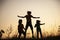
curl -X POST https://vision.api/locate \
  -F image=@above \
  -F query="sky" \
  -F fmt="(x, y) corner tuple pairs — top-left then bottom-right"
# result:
(0, 0), (60, 38)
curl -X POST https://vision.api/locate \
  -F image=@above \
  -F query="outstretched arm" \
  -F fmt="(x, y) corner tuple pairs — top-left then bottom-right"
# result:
(17, 15), (25, 18)
(32, 16), (40, 18)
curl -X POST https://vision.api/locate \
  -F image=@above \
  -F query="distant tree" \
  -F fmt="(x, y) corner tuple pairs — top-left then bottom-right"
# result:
(58, 25), (60, 33)
(57, 25), (60, 36)
(6, 24), (12, 38)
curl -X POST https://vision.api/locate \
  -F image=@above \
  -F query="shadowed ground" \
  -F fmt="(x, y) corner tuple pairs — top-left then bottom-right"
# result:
(1, 35), (60, 40)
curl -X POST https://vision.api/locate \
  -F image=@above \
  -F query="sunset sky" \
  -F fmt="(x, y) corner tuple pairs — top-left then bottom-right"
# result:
(0, 0), (60, 38)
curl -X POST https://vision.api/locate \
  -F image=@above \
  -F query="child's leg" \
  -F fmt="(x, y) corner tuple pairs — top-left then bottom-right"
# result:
(18, 33), (21, 38)
(40, 29), (42, 38)
(37, 31), (39, 39)
(22, 30), (25, 38)
(30, 25), (34, 37)
(25, 24), (28, 38)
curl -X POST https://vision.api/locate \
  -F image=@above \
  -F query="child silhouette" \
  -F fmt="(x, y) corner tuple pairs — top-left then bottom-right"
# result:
(18, 19), (25, 38)
(35, 20), (45, 39)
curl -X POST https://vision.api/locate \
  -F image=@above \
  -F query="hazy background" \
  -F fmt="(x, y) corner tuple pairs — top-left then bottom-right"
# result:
(0, 0), (60, 38)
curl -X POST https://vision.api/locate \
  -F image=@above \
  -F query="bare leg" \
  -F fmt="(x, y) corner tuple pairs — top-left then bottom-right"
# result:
(18, 33), (21, 39)
(37, 31), (39, 39)
(30, 25), (34, 37)
(22, 30), (25, 38)
(25, 24), (28, 38)
(40, 29), (43, 39)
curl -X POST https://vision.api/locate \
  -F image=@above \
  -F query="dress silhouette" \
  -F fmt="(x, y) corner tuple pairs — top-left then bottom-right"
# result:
(18, 19), (25, 38)
(18, 11), (40, 37)
(35, 20), (45, 39)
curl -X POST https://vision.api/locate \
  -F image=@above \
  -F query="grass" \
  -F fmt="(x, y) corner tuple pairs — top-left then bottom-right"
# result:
(0, 35), (60, 40)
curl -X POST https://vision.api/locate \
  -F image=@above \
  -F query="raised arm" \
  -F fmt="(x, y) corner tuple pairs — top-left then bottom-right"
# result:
(17, 15), (25, 18)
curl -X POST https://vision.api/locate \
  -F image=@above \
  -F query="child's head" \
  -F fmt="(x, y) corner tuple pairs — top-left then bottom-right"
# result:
(36, 20), (41, 24)
(27, 11), (31, 15)
(18, 19), (22, 24)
